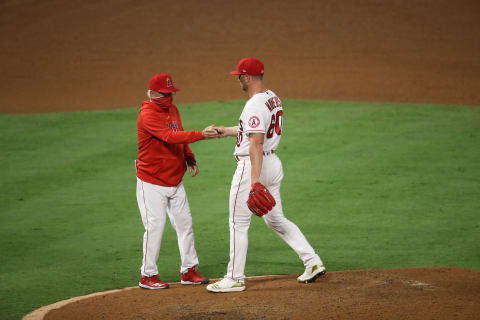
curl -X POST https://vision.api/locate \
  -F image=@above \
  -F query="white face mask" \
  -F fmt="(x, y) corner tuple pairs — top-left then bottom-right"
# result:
(146, 89), (174, 107)
(147, 89), (160, 101)
(147, 90), (174, 101)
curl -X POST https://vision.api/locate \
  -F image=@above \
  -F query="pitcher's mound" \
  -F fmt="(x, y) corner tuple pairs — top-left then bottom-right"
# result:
(37, 268), (479, 319)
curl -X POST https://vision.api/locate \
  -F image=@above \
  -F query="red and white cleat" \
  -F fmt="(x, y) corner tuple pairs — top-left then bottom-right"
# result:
(139, 275), (169, 289)
(181, 266), (209, 285)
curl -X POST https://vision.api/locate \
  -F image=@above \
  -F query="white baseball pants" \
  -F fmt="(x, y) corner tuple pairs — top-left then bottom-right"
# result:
(226, 154), (323, 281)
(136, 177), (199, 276)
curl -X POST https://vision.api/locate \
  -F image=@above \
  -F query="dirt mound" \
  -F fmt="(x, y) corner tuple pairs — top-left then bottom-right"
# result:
(25, 268), (478, 320)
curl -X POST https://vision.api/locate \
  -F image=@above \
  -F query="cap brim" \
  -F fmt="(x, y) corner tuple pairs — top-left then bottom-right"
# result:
(229, 70), (242, 75)
(158, 87), (180, 93)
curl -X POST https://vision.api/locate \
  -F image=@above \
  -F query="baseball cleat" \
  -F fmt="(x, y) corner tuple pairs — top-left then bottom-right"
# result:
(139, 275), (169, 289)
(181, 266), (209, 285)
(297, 264), (326, 283)
(206, 277), (246, 293)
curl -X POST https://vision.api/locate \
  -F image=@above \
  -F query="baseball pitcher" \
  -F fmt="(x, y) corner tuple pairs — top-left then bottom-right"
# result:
(206, 58), (326, 293)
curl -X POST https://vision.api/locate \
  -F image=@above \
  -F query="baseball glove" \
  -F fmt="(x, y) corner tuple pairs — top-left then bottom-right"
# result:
(247, 182), (276, 217)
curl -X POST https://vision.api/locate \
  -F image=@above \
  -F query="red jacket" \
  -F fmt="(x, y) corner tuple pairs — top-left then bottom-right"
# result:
(136, 100), (204, 186)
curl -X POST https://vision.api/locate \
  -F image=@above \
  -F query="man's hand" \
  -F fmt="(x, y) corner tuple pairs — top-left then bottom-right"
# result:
(202, 125), (219, 139)
(186, 158), (199, 177)
(213, 126), (229, 138)
(213, 126), (238, 138)
(188, 163), (199, 177)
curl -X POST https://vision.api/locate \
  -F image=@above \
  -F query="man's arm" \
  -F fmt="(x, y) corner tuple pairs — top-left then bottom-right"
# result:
(215, 126), (238, 138)
(184, 144), (195, 160)
(249, 132), (264, 184)
(246, 132), (276, 217)
(143, 112), (218, 143)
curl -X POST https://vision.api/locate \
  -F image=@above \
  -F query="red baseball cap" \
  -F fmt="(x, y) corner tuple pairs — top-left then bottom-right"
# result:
(230, 57), (264, 75)
(149, 73), (180, 93)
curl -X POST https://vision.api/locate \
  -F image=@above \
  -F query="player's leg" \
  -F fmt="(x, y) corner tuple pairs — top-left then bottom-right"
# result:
(225, 160), (252, 282)
(207, 160), (250, 292)
(263, 192), (323, 267)
(167, 183), (208, 284)
(166, 182), (199, 272)
(261, 156), (324, 270)
(264, 189), (326, 282)
(136, 178), (170, 289)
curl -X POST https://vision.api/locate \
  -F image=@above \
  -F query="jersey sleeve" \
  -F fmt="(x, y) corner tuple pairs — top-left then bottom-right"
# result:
(184, 144), (196, 161)
(141, 109), (204, 144)
(242, 99), (270, 135)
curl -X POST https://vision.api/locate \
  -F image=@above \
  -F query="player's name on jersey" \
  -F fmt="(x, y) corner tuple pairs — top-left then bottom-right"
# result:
(265, 96), (282, 111)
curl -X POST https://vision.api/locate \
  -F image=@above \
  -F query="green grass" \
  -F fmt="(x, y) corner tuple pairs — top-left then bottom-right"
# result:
(1, 100), (479, 319)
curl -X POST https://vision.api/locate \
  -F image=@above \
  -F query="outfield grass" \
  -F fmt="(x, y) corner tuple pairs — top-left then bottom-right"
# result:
(1, 100), (479, 319)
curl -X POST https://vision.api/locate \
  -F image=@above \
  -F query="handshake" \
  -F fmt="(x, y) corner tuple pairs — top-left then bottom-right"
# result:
(201, 125), (230, 139)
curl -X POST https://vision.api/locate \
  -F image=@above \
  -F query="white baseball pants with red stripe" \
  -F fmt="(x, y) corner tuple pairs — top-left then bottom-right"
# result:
(225, 154), (323, 282)
(136, 178), (199, 277)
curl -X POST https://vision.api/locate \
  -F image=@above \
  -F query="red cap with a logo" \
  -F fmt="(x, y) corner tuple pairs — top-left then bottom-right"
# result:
(230, 57), (264, 75)
(149, 73), (180, 93)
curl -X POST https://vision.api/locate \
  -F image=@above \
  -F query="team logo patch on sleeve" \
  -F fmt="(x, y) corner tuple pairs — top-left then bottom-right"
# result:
(248, 116), (260, 128)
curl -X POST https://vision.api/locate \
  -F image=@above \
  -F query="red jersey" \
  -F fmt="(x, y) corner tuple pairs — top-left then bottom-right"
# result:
(136, 100), (204, 186)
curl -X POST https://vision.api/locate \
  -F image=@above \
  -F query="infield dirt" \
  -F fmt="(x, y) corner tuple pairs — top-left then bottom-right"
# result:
(3, 0), (480, 319)
(37, 268), (480, 320)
